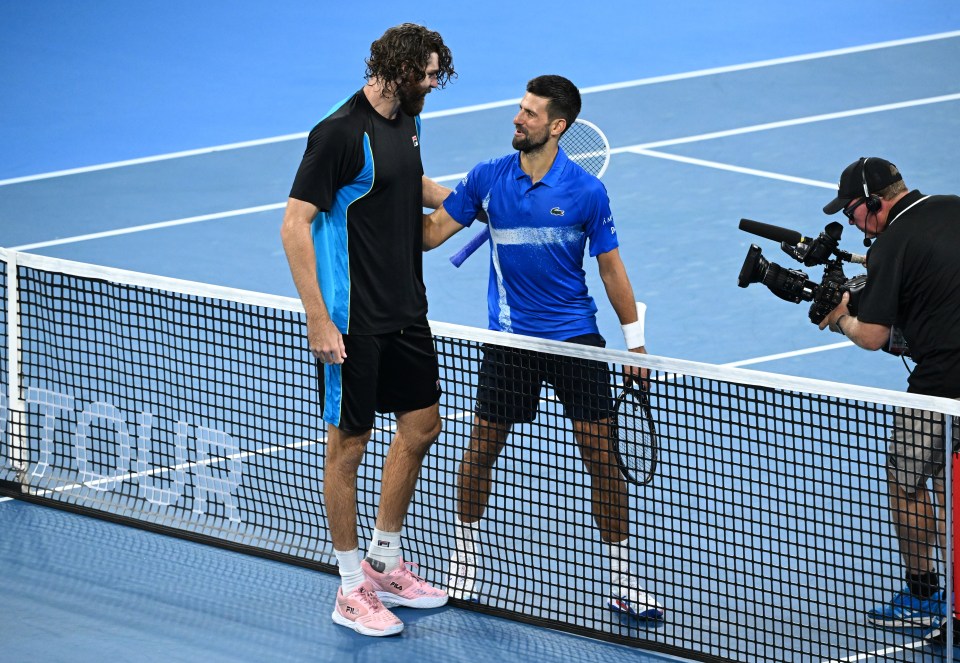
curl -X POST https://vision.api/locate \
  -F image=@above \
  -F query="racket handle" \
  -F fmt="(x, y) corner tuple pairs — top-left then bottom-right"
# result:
(449, 227), (491, 268)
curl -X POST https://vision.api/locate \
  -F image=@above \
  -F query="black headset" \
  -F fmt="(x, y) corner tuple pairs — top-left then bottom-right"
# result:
(859, 157), (882, 213)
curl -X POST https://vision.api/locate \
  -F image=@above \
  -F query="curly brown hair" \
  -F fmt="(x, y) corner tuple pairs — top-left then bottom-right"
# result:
(365, 23), (456, 94)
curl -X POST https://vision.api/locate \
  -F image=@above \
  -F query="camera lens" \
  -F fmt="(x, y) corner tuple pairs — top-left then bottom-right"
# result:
(738, 245), (767, 288)
(738, 245), (816, 303)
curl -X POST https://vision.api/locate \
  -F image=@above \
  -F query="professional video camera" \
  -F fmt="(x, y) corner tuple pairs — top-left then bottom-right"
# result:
(737, 219), (911, 357)
(736, 219), (867, 325)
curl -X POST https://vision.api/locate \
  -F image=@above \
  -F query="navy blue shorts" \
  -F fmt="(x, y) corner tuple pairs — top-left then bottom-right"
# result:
(318, 319), (441, 432)
(475, 333), (614, 424)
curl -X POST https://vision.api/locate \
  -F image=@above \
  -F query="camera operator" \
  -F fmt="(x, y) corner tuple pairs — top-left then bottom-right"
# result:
(818, 157), (960, 630)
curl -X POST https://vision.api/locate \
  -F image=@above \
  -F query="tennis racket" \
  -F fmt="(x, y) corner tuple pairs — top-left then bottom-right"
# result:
(612, 384), (658, 485)
(449, 118), (611, 268)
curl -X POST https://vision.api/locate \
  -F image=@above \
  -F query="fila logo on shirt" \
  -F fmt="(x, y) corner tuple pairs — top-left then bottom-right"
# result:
(411, 135), (419, 147)
(550, 207), (565, 216)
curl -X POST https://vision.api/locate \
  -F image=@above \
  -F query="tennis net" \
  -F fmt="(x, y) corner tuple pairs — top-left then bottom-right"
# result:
(2, 248), (959, 662)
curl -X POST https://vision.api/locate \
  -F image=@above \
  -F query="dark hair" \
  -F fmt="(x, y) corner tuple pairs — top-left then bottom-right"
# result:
(526, 75), (581, 132)
(365, 23), (456, 94)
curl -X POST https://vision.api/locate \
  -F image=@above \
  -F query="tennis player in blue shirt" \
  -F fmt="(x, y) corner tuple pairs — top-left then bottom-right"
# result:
(423, 75), (664, 620)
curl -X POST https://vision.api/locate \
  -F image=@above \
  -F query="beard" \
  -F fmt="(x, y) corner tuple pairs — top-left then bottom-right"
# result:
(512, 127), (550, 154)
(397, 81), (428, 116)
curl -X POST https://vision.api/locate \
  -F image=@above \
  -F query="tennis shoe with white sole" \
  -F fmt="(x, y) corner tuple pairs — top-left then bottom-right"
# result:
(866, 586), (945, 629)
(446, 550), (479, 602)
(361, 557), (449, 609)
(331, 582), (404, 637)
(608, 581), (665, 621)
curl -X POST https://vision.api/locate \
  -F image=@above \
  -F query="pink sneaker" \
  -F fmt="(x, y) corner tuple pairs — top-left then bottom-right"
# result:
(361, 557), (449, 609)
(331, 582), (404, 636)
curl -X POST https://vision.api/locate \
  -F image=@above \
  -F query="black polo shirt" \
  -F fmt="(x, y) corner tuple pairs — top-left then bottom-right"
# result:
(290, 89), (427, 335)
(858, 190), (960, 396)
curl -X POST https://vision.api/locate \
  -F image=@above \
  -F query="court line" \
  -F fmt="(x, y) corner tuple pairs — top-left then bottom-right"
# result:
(9, 203), (286, 251)
(2, 30), (957, 188)
(624, 149), (836, 189)
(626, 92), (960, 150)
(821, 636), (931, 662)
(0, 135), (308, 187)
(722, 341), (854, 367)
(428, 30), (960, 118)
(12, 88), (956, 253)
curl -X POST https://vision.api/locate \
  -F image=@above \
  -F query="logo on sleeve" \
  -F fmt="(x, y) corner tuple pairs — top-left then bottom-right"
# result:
(411, 135), (419, 147)
(550, 207), (565, 216)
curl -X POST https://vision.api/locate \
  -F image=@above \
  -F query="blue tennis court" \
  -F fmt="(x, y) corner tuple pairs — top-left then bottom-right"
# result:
(3, 1), (960, 660)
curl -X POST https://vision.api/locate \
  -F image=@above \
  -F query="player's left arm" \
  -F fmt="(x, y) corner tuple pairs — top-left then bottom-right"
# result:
(596, 249), (643, 348)
(597, 248), (649, 386)
(583, 181), (646, 352)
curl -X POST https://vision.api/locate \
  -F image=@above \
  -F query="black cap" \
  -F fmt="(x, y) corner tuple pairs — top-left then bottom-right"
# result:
(823, 157), (903, 215)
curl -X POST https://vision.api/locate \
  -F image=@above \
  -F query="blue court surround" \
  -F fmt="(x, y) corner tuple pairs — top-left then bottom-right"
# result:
(2, 2), (960, 661)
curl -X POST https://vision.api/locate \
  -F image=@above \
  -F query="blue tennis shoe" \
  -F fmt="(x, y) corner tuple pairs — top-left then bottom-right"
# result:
(866, 586), (945, 629)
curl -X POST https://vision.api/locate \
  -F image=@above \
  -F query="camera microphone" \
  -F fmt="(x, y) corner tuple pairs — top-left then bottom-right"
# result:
(738, 219), (803, 245)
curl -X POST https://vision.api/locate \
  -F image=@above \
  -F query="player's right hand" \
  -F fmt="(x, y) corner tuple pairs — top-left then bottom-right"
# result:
(308, 317), (347, 364)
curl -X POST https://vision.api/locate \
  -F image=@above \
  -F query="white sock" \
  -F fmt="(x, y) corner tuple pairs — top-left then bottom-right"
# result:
(606, 538), (631, 590)
(455, 517), (480, 556)
(335, 548), (365, 594)
(366, 528), (402, 573)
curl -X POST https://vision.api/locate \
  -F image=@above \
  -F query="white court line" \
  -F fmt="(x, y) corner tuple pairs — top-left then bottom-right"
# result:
(627, 92), (960, 150)
(641, 340), (854, 384)
(576, 30), (960, 95)
(10, 90), (958, 252)
(1, 30), (958, 188)
(821, 636), (931, 663)
(624, 148), (836, 189)
(722, 341), (854, 367)
(0, 134), (309, 187)
(9, 203), (286, 251)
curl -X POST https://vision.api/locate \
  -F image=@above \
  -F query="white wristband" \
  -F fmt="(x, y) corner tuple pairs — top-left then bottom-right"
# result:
(621, 301), (646, 349)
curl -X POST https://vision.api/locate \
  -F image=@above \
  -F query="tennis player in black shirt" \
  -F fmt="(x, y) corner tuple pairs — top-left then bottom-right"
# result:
(281, 23), (455, 637)
(819, 157), (960, 631)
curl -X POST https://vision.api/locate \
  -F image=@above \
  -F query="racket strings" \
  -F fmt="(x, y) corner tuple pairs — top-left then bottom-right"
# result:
(614, 391), (657, 484)
(559, 121), (610, 178)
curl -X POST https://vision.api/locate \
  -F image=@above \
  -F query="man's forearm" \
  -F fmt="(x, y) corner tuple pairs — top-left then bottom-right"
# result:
(422, 176), (452, 210)
(832, 315), (891, 351)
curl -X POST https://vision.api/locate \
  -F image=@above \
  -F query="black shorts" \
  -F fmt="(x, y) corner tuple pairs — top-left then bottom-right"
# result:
(318, 319), (441, 432)
(475, 333), (614, 425)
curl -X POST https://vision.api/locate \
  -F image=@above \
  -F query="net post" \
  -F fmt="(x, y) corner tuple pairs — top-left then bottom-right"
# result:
(949, 414), (957, 657)
(3, 249), (27, 488)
